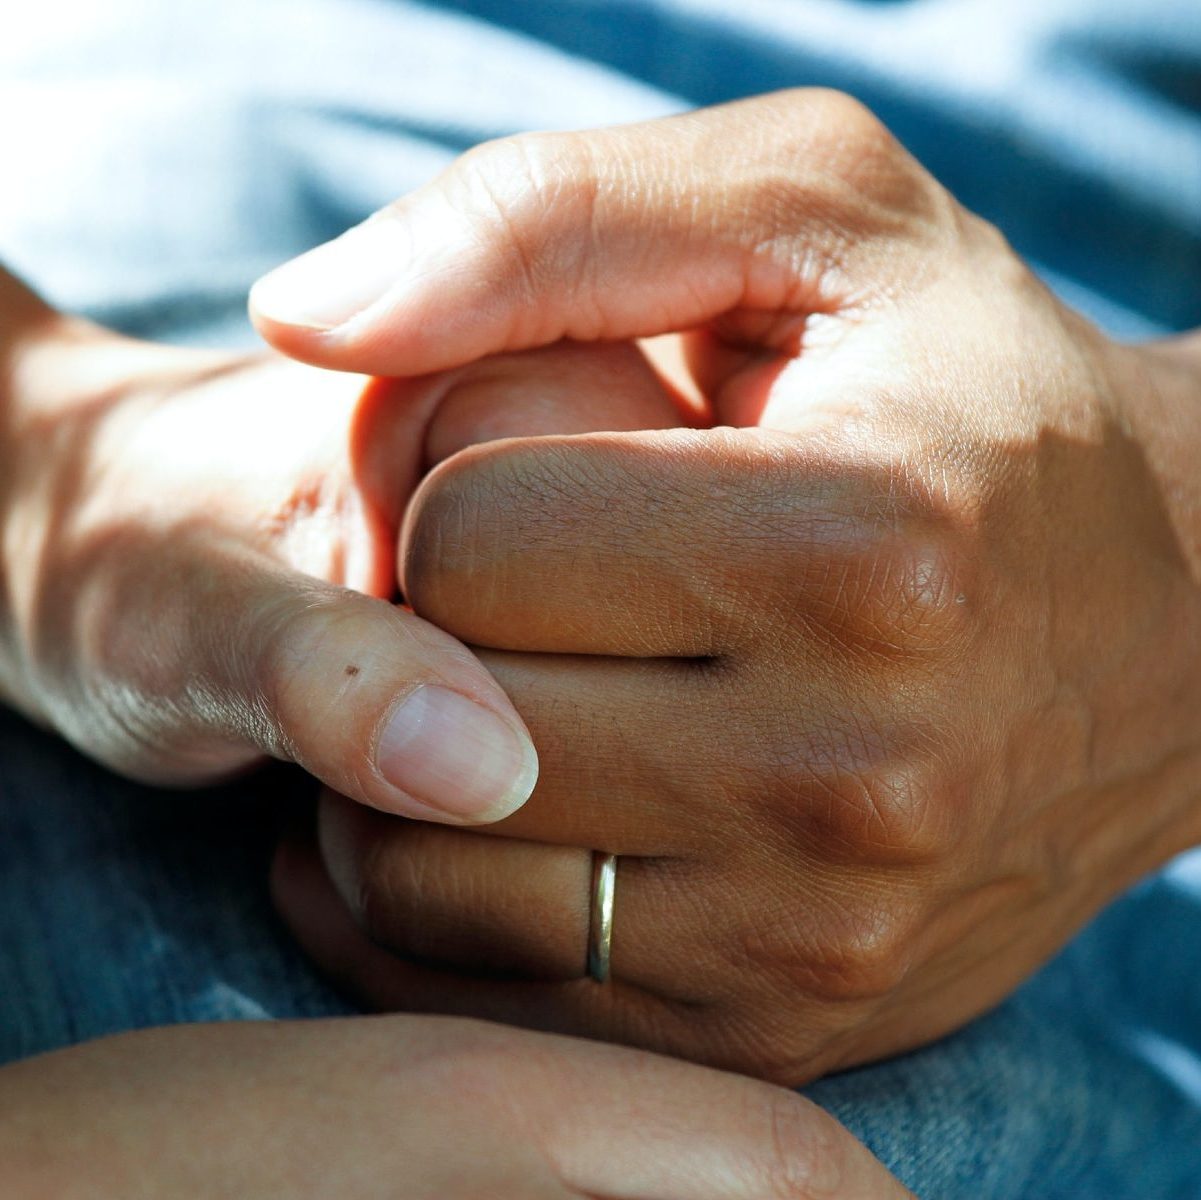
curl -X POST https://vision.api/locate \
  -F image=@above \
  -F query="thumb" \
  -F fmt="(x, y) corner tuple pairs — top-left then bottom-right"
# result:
(249, 89), (939, 378)
(70, 536), (537, 824)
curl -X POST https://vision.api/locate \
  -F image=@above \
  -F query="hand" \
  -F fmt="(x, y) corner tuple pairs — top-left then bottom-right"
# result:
(257, 90), (1201, 1083)
(0, 272), (680, 822)
(0, 1011), (910, 1198)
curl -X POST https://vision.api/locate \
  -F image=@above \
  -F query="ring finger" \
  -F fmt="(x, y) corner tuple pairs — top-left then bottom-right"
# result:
(318, 790), (714, 998)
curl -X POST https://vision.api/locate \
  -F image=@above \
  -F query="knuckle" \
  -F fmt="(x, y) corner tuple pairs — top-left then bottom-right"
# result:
(788, 87), (948, 234)
(780, 458), (979, 661)
(802, 88), (893, 153)
(456, 131), (574, 224)
(803, 539), (973, 659)
(873, 529), (973, 647)
(805, 902), (917, 1003)
(815, 762), (946, 865)
(462, 128), (589, 193)
(450, 131), (600, 330)
(765, 716), (955, 866)
(728, 871), (920, 1006)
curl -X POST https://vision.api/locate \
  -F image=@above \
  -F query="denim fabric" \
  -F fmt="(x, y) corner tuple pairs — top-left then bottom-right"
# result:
(1, 2), (1200, 1195)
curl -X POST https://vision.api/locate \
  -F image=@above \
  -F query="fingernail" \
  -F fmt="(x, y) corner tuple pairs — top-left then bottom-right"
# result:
(249, 213), (408, 331)
(376, 685), (538, 822)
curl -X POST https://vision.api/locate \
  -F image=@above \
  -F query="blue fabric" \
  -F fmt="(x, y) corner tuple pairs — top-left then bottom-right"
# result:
(1, 1), (1200, 1195)
(1, 0), (1197, 344)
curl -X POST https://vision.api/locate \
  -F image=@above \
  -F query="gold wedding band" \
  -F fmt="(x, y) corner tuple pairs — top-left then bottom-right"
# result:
(587, 851), (617, 983)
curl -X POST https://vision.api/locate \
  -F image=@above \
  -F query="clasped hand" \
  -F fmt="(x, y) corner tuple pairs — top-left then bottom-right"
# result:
(6, 89), (1199, 1095)
(248, 90), (1201, 1084)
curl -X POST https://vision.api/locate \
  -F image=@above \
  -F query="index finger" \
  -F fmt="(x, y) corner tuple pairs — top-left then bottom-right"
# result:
(250, 90), (941, 377)
(400, 425), (924, 658)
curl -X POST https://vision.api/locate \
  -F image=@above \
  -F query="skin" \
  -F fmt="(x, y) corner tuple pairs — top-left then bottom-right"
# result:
(0, 268), (912, 1192)
(0, 1012), (911, 1198)
(250, 89), (1201, 1085)
(0, 269), (682, 820)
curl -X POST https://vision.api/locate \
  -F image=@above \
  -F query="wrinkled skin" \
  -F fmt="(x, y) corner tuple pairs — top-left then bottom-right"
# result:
(259, 90), (1201, 1084)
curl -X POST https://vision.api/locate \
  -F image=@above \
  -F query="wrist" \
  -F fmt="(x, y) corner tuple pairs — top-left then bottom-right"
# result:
(1108, 332), (1201, 583)
(1110, 331), (1201, 855)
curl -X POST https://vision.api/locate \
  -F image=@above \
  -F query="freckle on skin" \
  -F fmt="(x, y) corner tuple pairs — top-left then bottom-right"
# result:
(345, 665), (360, 676)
